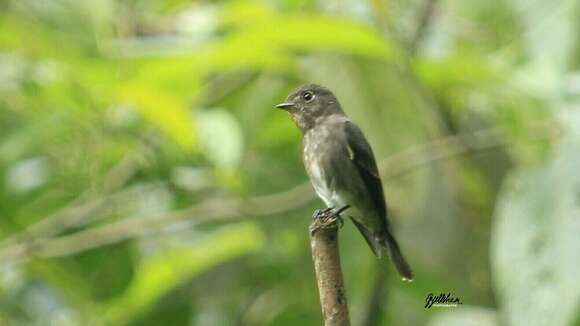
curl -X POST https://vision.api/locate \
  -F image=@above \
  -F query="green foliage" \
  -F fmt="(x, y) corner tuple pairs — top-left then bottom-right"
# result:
(104, 223), (265, 324)
(0, 0), (579, 325)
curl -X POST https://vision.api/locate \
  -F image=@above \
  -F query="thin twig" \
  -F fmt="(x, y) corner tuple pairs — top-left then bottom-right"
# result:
(0, 138), (151, 250)
(409, 0), (439, 55)
(361, 265), (387, 326)
(310, 208), (350, 326)
(0, 123), (555, 263)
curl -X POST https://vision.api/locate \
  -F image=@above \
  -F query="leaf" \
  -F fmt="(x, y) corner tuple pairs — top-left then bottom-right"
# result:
(236, 14), (394, 61)
(220, 1), (273, 27)
(103, 222), (265, 324)
(413, 54), (499, 92)
(220, 1), (393, 62)
(130, 10), (395, 76)
(195, 40), (295, 74)
(114, 6), (395, 91)
(491, 139), (580, 326)
(119, 83), (197, 152)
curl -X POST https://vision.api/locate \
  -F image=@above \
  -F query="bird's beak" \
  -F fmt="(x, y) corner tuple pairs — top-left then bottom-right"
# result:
(275, 102), (295, 110)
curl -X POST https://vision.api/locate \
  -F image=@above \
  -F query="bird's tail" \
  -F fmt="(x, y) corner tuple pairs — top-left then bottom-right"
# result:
(382, 231), (414, 282)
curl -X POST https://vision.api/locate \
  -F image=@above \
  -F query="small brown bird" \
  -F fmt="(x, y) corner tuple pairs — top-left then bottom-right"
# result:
(276, 84), (413, 281)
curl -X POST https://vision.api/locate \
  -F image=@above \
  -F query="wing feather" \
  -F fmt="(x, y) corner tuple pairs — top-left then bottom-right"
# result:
(343, 121), (388, 225)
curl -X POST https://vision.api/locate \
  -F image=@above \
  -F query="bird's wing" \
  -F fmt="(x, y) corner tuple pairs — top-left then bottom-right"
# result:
(343, 121), (388, 221)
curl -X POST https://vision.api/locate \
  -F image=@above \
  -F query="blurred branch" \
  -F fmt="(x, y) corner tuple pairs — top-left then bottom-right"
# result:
(406, 0), (446, 137)
(0, 187), (139, 252)
(200, 72), (256, 106)
(0, 136), (150, 251)
(372, 0), (447, 137)
(409, 0), (439, 55)
(309, 207), (350, 326)
(361, 267), (387, 326)
(0, 123), (556, 263)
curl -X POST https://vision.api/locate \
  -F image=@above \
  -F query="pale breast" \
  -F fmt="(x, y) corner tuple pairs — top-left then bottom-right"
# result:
(303, 126), (348, 208)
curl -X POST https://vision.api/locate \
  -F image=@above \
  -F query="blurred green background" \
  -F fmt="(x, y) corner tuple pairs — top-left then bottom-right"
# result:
(1, 0), (579, 325)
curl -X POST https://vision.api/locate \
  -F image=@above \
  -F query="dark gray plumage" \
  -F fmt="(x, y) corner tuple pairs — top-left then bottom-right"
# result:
(276, 84), (413, 281)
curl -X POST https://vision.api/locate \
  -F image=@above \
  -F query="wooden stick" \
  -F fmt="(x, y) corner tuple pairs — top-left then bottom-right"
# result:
(309, 207), (350, 326)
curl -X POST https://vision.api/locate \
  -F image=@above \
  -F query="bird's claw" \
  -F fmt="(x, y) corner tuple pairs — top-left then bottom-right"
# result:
(311, 205), (349, 224)
(310, 205), (350, 233)
(336, 215), (344, 228)
(312, 207), (333, 220)
(333, 205), (350, 228)
(334, 205), (350, 216)
(312, 209), (322, 220)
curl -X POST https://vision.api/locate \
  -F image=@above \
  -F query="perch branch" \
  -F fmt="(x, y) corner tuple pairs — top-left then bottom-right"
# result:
(310, 206), (351, 326)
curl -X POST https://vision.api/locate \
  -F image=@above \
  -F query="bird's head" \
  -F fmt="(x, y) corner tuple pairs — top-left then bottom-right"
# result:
(275, 84), (343, 132)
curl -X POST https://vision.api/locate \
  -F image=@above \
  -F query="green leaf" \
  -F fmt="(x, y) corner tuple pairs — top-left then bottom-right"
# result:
(119, 83), (197, 152)
(235, 14), (394, 60)
(413, 54), (499, 92)
(102, 222), (265, 324)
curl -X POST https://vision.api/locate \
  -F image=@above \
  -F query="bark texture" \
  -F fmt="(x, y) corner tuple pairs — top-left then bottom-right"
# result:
(310, 209), (350, 326)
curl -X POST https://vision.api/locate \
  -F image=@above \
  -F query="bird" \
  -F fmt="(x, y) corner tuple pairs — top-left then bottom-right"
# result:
(275, 84), (413, 281)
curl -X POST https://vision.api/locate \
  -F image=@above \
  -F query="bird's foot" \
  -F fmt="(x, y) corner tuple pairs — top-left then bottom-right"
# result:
(334, 205), (351, 216)
(333, 205), (350, 228)
(311, 205), (349, 229)
(312, 207), (332, 220)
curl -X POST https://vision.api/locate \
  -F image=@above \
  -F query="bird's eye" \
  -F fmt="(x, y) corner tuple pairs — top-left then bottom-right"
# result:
(302, 91), (315, 103)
